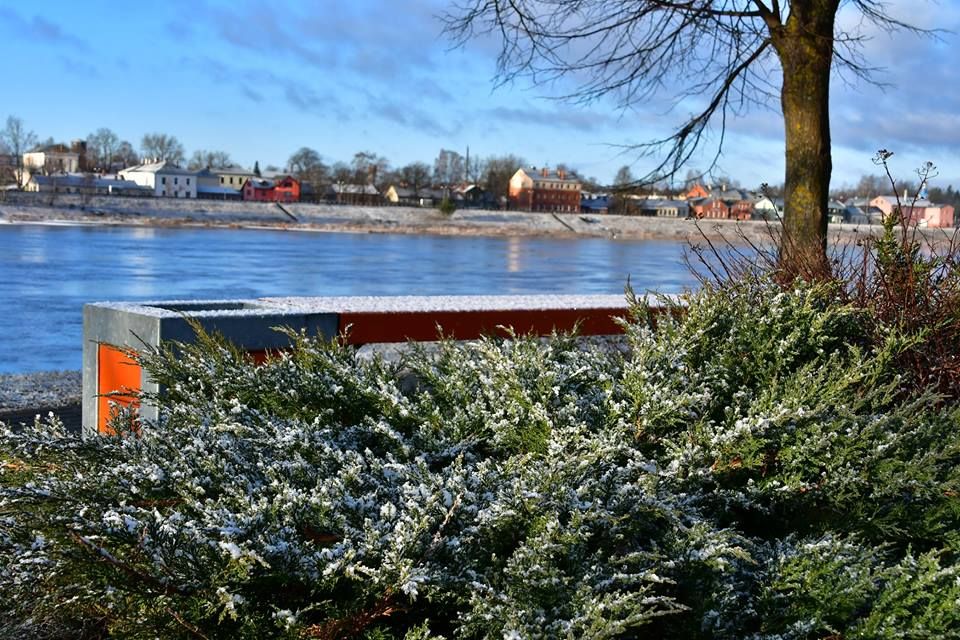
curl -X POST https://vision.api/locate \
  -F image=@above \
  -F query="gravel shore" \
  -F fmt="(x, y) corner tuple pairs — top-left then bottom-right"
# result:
(0, 370), (82, 432)
(0, 370), (81, 412)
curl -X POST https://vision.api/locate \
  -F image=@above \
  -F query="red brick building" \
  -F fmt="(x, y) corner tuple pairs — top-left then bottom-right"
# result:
(699, 198), (729, 219)
(242, 176), (301, 202)
(508, 167), (581, 212)
(729, 199), (755, 221)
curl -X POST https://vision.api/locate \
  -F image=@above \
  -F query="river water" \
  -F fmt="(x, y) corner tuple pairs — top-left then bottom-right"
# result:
(0, 224), (697, 373)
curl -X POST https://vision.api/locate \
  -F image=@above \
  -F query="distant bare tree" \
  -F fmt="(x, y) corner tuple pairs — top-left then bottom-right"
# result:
(399, 162), (432, 195)
(115, 141), (139, 168)
(1, 115), (38, 189)
(434, 149), (465, 187)
(287, 147), (329, 187)
(0, 138), (12, 191)
(614, 166), (634, 188)
(332, 162), (353, 183)
(86, 128), (120, 171)
(352, 151), (389, 186)
(612, 165), (636, 214)
(188, 150), (233, 170)
(855, 174), (887, 199)
(140, 133), (185, 165)
(481, 154), (525, 201)
(288, 147), (322, 175)
(683, 168), (707, 190)
(580, 175), (603, 192)
(445, 0), (931, 275)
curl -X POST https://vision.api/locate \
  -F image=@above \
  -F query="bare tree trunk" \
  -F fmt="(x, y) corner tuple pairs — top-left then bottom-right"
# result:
(774, 1), (838, 278)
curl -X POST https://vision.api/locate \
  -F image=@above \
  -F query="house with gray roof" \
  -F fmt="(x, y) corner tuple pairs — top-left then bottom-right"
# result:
(638, 198), (690, 218)
(326, 183), (381, 206)
(195, 168), (242, 200)
(26, 173), (152, 197)
(119, 161), (197, 198)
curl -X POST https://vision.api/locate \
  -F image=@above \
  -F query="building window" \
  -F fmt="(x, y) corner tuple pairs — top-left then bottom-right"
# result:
(187, 178), (191, 185)
(161, 177), (166, 185)
(175, 177), (179, 185)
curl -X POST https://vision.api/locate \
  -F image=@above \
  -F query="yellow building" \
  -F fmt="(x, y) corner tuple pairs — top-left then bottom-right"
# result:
(214, 166), (258, 191)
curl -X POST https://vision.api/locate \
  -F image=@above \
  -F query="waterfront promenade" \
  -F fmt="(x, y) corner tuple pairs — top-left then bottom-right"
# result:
(0, 191), (891, 244)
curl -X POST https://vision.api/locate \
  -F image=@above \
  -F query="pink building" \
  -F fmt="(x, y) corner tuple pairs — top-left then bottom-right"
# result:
(923, 205), (954, 228)
(869, 195), (900, 217)
(869, 195), (954, 228)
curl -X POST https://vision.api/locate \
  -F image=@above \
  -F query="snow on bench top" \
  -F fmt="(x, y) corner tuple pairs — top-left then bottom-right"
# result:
(88, 293), (681, 319)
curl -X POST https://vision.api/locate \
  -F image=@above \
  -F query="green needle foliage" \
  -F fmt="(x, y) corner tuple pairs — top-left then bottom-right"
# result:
(3, 278), (960, 638)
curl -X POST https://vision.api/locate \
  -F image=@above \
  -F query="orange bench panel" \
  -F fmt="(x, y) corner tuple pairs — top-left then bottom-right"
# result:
(97, 344), (142, 435)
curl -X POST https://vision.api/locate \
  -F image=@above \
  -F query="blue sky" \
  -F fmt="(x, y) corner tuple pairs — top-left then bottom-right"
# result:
(1, 0), (958, 188)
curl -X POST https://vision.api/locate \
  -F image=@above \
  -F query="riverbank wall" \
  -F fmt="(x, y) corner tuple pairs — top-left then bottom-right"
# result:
(0, 190), (903, 245)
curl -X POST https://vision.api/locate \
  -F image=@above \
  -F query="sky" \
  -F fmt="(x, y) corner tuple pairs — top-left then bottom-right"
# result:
(1, 0), (958, 189)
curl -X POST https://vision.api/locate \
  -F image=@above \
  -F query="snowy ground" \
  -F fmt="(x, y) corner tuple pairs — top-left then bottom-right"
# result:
(0, 191), (880, 244)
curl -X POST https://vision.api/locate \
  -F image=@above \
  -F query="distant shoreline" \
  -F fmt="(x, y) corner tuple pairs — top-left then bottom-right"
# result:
(0, 192), (930, 245)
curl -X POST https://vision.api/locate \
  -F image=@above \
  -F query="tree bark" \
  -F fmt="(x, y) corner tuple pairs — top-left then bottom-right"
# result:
(773, 1), (838, 278)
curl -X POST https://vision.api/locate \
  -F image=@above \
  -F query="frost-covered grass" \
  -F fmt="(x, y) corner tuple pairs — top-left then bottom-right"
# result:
(2, 280), (960, 639)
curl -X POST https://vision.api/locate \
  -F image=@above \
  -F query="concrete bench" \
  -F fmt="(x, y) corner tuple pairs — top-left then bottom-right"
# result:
(82, 294), (669, 437)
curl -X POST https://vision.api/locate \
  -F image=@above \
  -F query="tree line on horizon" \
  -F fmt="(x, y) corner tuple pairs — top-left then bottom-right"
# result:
(0, 116), (591, 198)
(3, 114), (959, 211)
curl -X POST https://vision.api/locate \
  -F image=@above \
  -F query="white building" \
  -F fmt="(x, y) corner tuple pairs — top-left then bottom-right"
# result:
(752, 196), (783, 220)
(23, 146), (81, 183)
(119, 161), (198, 198)
(26, 173), (152, 196)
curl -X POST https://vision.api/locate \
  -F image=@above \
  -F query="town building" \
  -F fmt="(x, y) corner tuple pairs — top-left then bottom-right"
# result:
(869, 195), (954, 227)
(843, 204), (871, 225)
(638, 199), (689, 218)
(214, 165), (258, 191)
(827, 200), (847, 224)
(580, 194), (611, 214)
(23, 142), (85, 177)
(118, 161), (197, 198)
(195, 168), (242, 200)
(508, 167), (581, 212)
(869, 195), (905, 217)
(241, 176), (301, 202)
(699, 197), (730, 219)
(454, 184), (493, 209)
(327, 183), (381, 206)
(920, 204), (955, 228)
(685, 183), (710, 200)
(25, 173), (151, 196)
(751, 196), (782, 220)
(691, 186), (754, 220)
(729, 198), (756, 221)
(384, 185), (421, 206)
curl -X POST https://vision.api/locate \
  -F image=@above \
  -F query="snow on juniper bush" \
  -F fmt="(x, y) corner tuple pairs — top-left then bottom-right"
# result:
(2, 279), (960, 638)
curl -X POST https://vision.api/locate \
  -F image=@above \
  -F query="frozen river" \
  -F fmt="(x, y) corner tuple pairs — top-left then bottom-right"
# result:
(0, 223), (697, 372)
